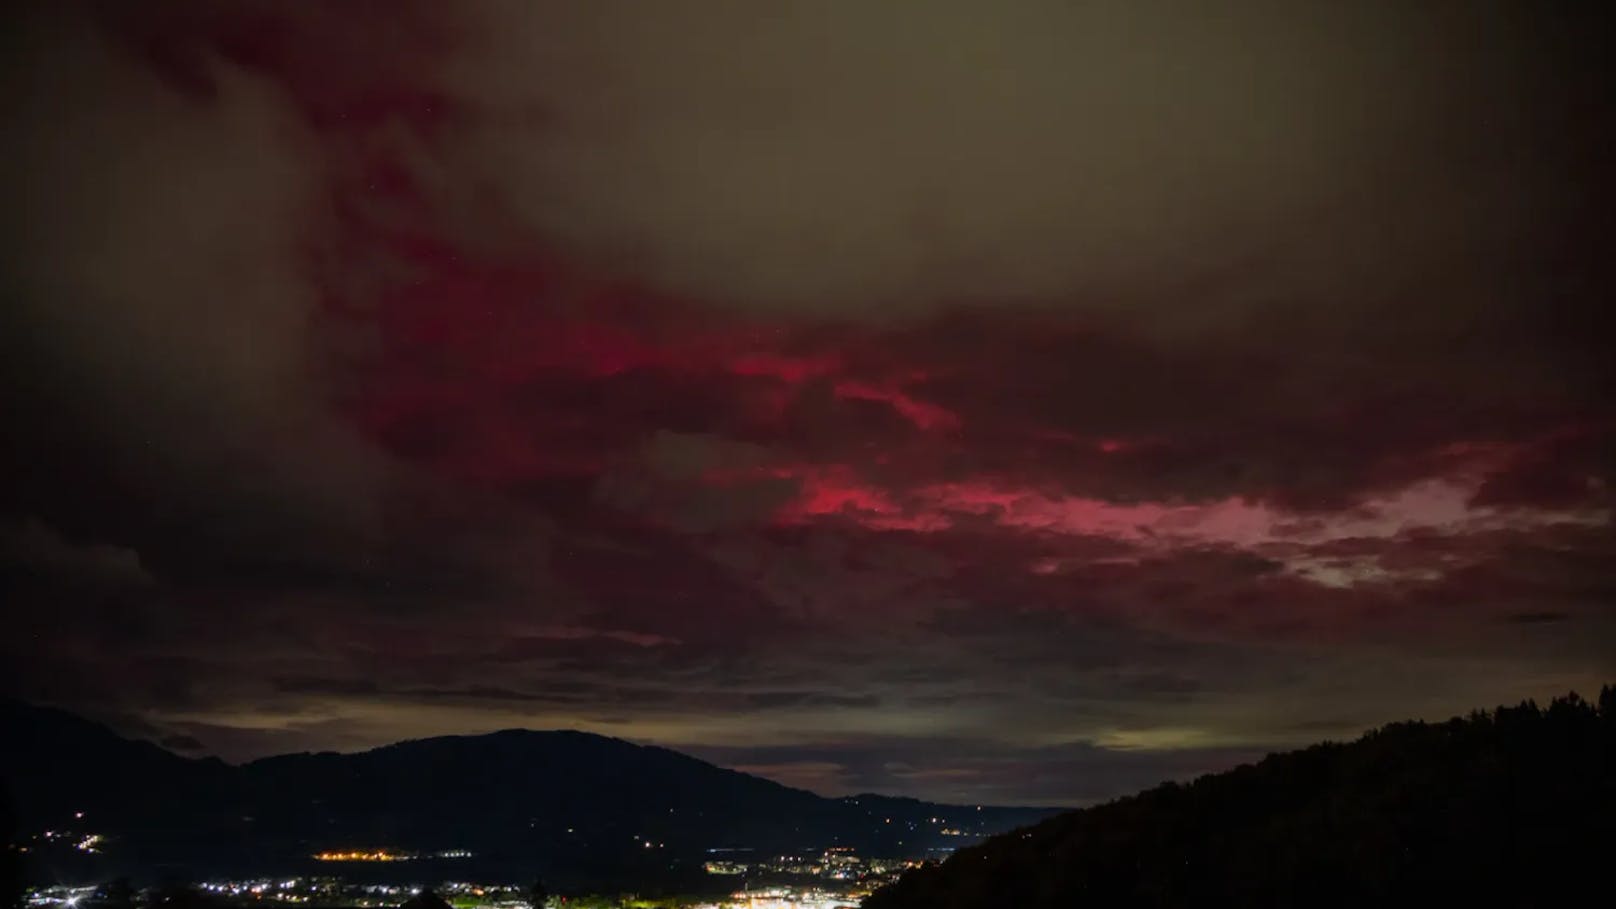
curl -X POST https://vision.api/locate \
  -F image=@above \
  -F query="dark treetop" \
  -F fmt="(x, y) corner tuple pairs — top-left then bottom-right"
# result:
(864, 687), (1616, 909)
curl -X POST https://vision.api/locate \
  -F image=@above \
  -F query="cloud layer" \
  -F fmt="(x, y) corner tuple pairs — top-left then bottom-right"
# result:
(2, 0), (1611, 805)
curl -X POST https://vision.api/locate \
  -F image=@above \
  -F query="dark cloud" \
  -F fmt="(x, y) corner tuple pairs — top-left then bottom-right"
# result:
(2, 0), (1611, 806)
(273, 677), (383, 697)
(1504, 612), (1569, 626)
(744, 691), (883, 710)
(0, 518), (153, 589)
(437, 3), (1609, 321)
(159, 734), (207, 753)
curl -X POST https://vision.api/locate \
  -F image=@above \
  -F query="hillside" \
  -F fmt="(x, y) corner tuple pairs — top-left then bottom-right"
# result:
(864, 687), (1616, 908)
(0, 702), (1052, 889)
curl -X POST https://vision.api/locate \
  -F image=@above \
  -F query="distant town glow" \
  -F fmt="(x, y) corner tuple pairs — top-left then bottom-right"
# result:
(311, 850), (473, 863)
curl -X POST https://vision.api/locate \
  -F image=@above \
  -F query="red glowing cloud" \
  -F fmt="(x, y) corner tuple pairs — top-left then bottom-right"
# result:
(5, 1), (1613, 799)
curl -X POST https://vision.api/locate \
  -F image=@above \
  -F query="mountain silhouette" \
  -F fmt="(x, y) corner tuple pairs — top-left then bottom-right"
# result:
(863, 687), (1616, 909)
(0, 701), (1052, 890)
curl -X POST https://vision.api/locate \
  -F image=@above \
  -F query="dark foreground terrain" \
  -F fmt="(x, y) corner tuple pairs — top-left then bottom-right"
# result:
(0, 701), (1050, 891)
(865, 687), (1616, 908)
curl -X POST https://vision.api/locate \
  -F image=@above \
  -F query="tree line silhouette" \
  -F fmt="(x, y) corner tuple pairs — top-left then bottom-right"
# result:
(865, 687), (1616, 908)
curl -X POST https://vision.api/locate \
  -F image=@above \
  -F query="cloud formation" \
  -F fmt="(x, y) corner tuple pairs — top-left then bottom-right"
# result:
(2, 0), (1611, 805)
(441, 2), (1597, 320)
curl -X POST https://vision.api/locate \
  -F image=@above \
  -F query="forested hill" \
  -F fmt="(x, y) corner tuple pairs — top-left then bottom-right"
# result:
(865, 687), (1616, 909)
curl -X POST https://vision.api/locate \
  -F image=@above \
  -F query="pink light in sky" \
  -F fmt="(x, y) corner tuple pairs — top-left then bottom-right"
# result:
(760, 467), (1610, 587)
(833, 380), (962, 431)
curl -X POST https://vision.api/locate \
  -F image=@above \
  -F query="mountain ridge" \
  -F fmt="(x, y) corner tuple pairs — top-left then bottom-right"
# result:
(0, 700), (1054, 890)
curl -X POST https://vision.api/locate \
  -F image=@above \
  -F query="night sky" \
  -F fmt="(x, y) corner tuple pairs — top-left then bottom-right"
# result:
(3, 2), (1612, 806)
